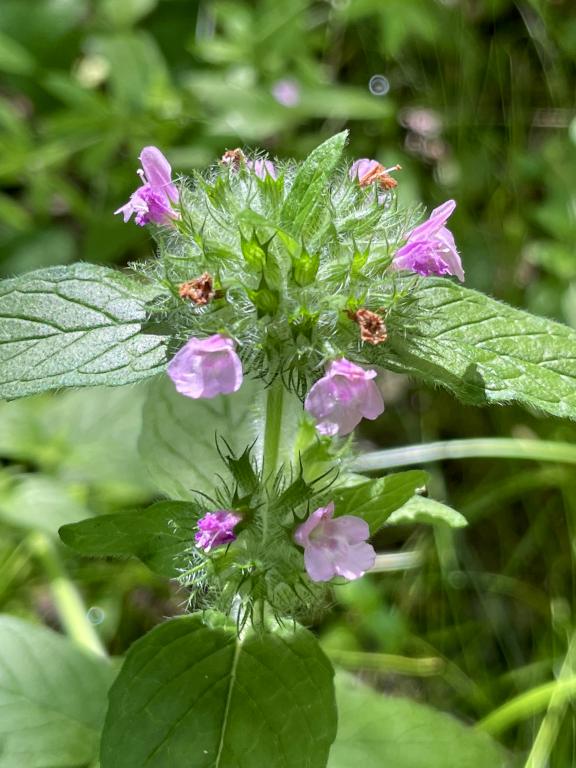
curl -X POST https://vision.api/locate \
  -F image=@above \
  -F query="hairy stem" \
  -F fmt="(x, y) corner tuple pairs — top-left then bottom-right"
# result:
(27, 531), (107, 657)
(261, 378), (285, 539)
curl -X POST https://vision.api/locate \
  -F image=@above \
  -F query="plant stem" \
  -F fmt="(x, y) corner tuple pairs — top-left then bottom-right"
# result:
(262, 379), (285, 485)
(261, 379), (284, 540)
(476, 676), (576, 737)
(326, 649), (444, 676)
(27, 531), (107, 658)
(523, 633), (576, 768)
(352, 438), (576, 473)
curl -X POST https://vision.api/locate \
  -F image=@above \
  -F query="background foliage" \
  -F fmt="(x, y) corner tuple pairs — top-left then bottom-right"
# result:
(1, 0), (575, 765)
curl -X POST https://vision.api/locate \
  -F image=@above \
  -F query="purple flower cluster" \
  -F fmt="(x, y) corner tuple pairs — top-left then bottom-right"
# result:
(115, 147), (179, 227)
(114, 145), (467, 587)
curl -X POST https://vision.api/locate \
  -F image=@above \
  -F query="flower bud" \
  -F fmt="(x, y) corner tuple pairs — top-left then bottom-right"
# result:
(195, 510), (242, 552)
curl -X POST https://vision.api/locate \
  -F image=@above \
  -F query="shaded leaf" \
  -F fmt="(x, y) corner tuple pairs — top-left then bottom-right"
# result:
(60, 501), (199, 577)
(0, 615), (115, 768)
(138, 374), (263, 499)
(101, 612), (337, 768)
(0, 476), (92, 535)
(330, 673), (509, 768)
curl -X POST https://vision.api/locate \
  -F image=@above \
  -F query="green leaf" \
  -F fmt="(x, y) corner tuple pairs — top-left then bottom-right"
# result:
(387, 495), (468, 528)
(0, 264), (166, 400)
(0, 30), (36, 74)
(281, 131), (347, 240)
(383, 278), (576, 421)
(0, 385), (155, 504)
(330, 673), (509, 768)
(59, 501), (199, 577)
(333, 470), (428, 533)
(139, 374), (262, 499)
(0, 476), (92, 535)
(101, 613), (337, 768)
(0, 615), (115, 768)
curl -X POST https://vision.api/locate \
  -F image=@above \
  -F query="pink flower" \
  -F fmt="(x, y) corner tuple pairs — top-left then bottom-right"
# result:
(304, 358), (384, 437)
(167, 334), (243, 399)
(294, 502), (375, 582)
(195, 510), (241, 552)
(247, 158), (277, 180)
(393, 200), (464, 281)
(115, 146), (179, 227)
(272, 78), (301, 107)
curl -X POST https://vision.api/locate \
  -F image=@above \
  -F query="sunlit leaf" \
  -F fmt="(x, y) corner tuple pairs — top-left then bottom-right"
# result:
(387, 495), (467, 528)
(333, 470), (428, 533)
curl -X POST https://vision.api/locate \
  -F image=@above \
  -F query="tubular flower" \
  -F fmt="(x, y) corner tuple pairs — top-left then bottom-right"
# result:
(167, 334), (243, 399)
(115, 146), (179, 227)
(195, 510), (242, 552)
(247, 158), (277, 180)
(304, 358), (384, 437)
(294, 502), (375, 582)
(393, 199), (464, 281)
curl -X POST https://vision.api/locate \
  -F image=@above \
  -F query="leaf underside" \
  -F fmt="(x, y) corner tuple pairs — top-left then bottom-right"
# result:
(379, 278), (576, 421)
(0, 264), (166, 400)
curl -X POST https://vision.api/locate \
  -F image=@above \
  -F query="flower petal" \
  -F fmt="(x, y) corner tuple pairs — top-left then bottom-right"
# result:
(139, 146), (179, 202)
(304, 542), (337, 582)
(335, 541), (376, 580)
(408, 199), (456, 242)
(359, 380), (385, 421)
(333, 515), (370, 544)
(294, 504), (334, 547)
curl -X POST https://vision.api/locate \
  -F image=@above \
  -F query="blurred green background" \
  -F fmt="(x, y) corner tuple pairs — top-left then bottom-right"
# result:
(1, 0), (576, 763)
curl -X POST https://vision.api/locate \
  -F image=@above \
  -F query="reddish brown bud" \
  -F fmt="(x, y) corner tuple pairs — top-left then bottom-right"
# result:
(358, 163), (401, 191)
(220, 148), (246, 170)
(178, 273), (215, 306)
(348, 308), (388, 345)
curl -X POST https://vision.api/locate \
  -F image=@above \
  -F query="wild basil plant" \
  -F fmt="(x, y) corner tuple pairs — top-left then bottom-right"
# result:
(2, 132), (576, 768)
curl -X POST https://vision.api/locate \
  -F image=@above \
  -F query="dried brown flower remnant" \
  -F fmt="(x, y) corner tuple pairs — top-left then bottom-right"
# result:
(220, 148), (246, 170)
(358, 163), (402, 191)
(348, 309), (388, 345)
(179, 273), (215, 306)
